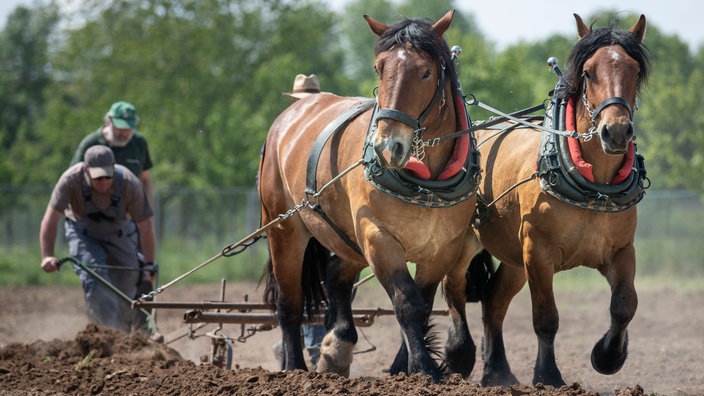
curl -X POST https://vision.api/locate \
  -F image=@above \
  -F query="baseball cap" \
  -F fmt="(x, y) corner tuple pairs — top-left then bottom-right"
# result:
(108, 101), (139, 129)
(85, 145), (115, 178)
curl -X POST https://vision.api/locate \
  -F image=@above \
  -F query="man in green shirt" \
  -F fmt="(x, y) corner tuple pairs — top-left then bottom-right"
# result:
(72, 101), (154, 203)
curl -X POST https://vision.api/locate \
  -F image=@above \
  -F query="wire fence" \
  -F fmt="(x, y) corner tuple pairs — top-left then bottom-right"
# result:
(1, 185), (702, 277)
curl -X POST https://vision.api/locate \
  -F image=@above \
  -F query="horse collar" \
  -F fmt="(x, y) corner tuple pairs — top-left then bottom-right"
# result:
(536, 95), (649, 213)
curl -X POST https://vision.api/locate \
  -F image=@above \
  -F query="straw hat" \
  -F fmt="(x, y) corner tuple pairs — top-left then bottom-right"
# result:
(283, 74), (321, 99)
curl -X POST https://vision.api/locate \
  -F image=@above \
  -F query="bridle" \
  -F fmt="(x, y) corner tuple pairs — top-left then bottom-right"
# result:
(371, 57), (448, 160)
(580, 75), (635, 140)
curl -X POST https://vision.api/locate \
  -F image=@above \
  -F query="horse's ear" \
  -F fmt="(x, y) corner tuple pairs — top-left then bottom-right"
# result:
(629, 14), (647, 42)
(431, 9), (455, 36)
(364, 15), (389, 37)
(574, 13), (590, 38)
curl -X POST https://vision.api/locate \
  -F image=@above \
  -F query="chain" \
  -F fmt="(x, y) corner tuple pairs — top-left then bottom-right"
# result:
(141, 159), (365, 300)
(580, 86), (599, 141)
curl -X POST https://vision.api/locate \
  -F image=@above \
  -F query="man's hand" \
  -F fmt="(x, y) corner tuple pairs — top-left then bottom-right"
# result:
(41, 256), (60, 273)
(142, 262), (157, 282)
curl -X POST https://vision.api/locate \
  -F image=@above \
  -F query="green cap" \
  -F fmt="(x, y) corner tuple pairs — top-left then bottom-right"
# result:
(108, 101), (138, 129)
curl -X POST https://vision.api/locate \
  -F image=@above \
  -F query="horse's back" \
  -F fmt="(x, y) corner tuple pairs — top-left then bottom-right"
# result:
(267, 93), (370, 152)
(261, 94), (371, 197)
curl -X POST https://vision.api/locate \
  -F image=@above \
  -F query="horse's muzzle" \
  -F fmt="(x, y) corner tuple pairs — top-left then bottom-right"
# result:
(373, 127), (412, 168)
(599, 121), (633, 155)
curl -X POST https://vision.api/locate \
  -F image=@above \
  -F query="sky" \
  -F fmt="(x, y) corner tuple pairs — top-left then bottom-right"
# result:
(0, 0), (702, 52)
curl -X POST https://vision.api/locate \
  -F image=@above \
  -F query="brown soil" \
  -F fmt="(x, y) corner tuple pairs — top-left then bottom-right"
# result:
(1, 281), (701, 395)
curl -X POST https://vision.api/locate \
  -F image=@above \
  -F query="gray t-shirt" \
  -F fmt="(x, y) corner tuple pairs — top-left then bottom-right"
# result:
(49, 163), (153, 223)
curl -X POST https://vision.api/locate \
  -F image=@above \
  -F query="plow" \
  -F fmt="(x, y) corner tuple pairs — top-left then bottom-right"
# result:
(60, 251), (449, 370)
(131, 275), (448, 370)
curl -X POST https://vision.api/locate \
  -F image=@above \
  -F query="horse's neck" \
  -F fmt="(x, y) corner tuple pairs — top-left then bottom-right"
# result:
(422, 99), (457, 179)
(575, 110), (626, 185)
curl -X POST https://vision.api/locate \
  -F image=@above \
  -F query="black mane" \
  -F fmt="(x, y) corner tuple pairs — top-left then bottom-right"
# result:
(374, 17), (459, 95)
(559, 22), (650, 100)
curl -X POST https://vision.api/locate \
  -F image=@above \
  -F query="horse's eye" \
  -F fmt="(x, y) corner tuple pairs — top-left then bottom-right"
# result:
(422, 70), (431, 80)
(583, 71), (591, 80)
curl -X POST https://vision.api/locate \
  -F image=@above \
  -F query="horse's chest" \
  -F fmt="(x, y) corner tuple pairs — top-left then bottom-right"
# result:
(544, 217), (633, 269)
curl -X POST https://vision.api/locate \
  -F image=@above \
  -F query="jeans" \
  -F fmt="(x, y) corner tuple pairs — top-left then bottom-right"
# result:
(302, 323), (326, 368)
(65, 220), (143, 333)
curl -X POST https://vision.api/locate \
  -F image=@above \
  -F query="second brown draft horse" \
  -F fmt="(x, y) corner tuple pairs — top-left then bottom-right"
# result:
(259, 10), (481, 381)
(471, 14), (649, 387)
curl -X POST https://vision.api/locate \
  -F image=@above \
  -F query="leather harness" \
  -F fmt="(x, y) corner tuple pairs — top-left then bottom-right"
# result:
(536, 93), (649, 212)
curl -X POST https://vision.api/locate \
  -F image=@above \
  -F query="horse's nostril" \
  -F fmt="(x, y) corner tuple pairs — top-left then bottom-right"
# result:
(392, 142), (405, 159)
(601, 126), (610, 142)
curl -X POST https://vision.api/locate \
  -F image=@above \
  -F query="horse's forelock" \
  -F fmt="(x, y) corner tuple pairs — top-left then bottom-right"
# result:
(374, 17), (458, 93)
(561, 25), (650, 100)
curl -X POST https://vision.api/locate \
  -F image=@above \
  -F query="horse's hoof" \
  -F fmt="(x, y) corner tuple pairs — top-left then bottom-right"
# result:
(317, 333), (354, 377)
(444, 342), (476, 378)
(591, 332), (628, 375)
(481, 371), (519, 387)
(532, 374), (566, 388)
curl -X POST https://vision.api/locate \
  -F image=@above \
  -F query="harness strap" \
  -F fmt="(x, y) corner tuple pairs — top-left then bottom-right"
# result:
(591, 96), (633, 121)
(311, 205), (363, 256)
(304, 99), (375, 255)
(374, 108), (420, 129)
(305, 100), (375, 196)
(435, 102), (546, 143)
(81, 166), (123, 208)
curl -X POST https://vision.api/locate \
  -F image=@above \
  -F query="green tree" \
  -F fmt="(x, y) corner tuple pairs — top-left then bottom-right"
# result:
(31, 0), (345, 189)
(0, 3), (60, 183)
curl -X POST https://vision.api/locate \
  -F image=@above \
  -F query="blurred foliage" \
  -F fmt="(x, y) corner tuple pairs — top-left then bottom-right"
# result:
(1, 1), (702, 290)
(0, 0), (701, 199)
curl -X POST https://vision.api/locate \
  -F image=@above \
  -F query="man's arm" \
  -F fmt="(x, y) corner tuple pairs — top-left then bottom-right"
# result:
(139, 170), (154, 204)
(39, 206), (63, 272)
(135, 216), (156, 264)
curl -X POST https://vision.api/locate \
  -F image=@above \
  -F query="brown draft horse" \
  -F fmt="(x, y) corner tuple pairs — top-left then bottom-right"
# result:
(258, 10), (480, 381)
(470, 14), (649, 387)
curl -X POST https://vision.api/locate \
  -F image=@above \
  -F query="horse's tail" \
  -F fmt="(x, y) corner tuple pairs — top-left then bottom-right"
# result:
(259, 253), (277, 307)
(465, 249), (495, 303)
(260, 239), (330, 318)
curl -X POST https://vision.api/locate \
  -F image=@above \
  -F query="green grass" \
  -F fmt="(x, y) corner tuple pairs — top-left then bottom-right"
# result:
(3, 238), (703, 291)
(0, 235), (269, 287)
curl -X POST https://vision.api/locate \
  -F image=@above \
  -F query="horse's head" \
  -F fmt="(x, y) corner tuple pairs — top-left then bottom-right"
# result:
(564, 14), (649, 156)
(364, 10), (456, 168)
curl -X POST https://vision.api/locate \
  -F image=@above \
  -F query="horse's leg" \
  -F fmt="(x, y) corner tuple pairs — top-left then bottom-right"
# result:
(317, 256), (361, 377)
(591, 245), (637, 375)
(370, 240), (443, 382)
(525, 256), (565, 387)
(442, 235), (482, 378)
(481, 261), (525, 386)
(268, 227), (309, 371)
(386, 280), (438, 376)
